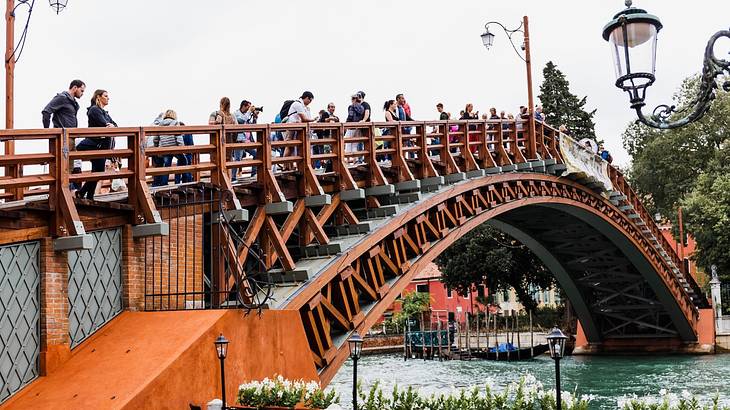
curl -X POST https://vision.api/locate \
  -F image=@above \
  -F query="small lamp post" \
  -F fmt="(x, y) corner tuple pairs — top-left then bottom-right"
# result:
(214, 334), (230, 410)
(480, 17), (538, 160)
(546, 327), (568, 410)
(347, 331), (364, 410)
(602, 0), (730, 129)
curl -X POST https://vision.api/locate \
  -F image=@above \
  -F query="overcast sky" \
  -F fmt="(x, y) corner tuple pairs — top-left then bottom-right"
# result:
(3, 0), (729, 166)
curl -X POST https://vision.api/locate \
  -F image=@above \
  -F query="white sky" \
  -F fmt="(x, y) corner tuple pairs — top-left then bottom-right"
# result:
(3, 0), (730, 166)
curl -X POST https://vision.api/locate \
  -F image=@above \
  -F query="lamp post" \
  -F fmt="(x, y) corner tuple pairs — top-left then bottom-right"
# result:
(347, 331), (364, 410)
(602, 0), (730, 129)
(546, 327), (568, 410)
(5, 0), (68, 156)
(481, 16), (537, 160)
(214, 333), (229, 410)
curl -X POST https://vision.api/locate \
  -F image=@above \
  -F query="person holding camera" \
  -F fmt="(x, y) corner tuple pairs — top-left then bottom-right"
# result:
(233, 99), (260, 180)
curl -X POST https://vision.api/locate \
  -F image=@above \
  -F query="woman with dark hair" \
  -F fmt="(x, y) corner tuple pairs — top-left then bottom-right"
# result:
(75, 89), (117, 200)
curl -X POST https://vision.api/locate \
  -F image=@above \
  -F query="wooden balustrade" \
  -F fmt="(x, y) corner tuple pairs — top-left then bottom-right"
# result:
(0, 119), (636, 236)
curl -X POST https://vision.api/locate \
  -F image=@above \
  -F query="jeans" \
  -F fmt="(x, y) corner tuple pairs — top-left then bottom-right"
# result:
(175, 153), (194, 184)
(231, 149), (257, 180)
(153, 154), (190, 187)
(75, 137), (111, 200)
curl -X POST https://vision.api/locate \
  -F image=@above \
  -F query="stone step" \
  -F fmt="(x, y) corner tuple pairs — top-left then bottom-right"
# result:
(267, 267), (311, 283)
(379, 192), (422, 205)
(296, 243), (342, 258)
(354, 205), (398, 220)
(324, 222), (373, 237)
(547, 163), (567, 175)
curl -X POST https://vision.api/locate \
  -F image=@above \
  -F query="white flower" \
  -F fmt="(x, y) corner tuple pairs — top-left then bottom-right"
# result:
(681, 390), (692, 400)
(659, 388), (667, 396)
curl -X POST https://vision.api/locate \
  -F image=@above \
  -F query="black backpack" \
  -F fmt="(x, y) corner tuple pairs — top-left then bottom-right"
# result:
(278, 100), (296, 121)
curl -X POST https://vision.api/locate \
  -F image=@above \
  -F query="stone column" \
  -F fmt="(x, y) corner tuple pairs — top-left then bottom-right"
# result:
(709, 265), (722, 334)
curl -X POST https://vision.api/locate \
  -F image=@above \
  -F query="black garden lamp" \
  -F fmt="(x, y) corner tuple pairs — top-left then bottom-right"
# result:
(603, 0), (730, 129)
(546, 327), (568, 410)
(347, 331), (364, 410)
(214, 334), (230, 410)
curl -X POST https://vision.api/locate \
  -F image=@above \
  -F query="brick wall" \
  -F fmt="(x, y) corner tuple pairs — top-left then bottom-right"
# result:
(143, 211), (205, 310)
(38, 238), (70, 375)
(121, 225), (145, 311)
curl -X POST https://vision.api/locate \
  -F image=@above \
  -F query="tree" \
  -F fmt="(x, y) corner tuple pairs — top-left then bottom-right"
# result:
(437, 224), (555, 311)
(538, 61), (597, 139)
(622, 74), (730, 279)
(393, 291), (431, 325)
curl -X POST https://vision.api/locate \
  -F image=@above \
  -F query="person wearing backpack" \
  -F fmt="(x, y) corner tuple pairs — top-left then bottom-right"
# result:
(281, 91), (315, 170)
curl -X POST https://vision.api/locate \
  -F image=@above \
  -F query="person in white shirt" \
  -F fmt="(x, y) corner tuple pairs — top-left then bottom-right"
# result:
(283, 91), (315, 168)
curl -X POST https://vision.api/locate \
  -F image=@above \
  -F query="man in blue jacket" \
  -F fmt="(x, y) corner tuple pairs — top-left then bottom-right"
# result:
(41, 79), (85, 128)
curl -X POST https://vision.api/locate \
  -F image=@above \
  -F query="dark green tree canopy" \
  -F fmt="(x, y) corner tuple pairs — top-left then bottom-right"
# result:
(437, 224), (555, 311)
(538, 61), (597, 140)
(622, 75), (730, 279)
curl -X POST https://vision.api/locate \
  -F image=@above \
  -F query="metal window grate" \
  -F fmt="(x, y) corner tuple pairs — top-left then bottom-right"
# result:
(0, 241), (40, 403)
(67, 229), (123, 349)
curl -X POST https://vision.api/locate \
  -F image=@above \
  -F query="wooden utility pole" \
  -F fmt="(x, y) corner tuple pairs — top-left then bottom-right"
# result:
(523, 15), (537, 160)
(5, 0), (15, 144)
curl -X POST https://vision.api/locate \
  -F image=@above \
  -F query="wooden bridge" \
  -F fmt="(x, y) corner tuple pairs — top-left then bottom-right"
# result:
(0, 117), (716, 408)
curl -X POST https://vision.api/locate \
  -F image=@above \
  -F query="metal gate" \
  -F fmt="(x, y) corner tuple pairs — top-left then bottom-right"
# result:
(67, 228), (123, 348)
(0, 241), (40, 403)
(722, 283), (730, 316)
(143, 186), (271, 311)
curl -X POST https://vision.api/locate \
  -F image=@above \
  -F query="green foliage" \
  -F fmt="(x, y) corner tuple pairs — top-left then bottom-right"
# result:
(394, 291), (432, 325)
(539, 61), (597, 140)
(622, 75), (730, 278)
(437, 225), (554, 311)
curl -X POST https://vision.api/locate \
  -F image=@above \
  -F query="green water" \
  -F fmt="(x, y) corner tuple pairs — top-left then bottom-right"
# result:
(329, 353), (730, 409)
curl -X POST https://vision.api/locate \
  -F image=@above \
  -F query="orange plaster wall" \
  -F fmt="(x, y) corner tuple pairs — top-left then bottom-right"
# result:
(2, 310), (317, 410)
(574, 320), (588, 349)
(697, 308), (715, 346)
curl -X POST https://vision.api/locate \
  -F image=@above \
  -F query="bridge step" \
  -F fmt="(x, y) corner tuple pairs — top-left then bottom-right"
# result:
(619, 205), (634, 212)
(530, 160), (546, 173)
(420, 176), (445, 193)
(297, 243), (342, 258)
(267, 267), (311, 283)
(516, 162), (533, 172)
(324, 222), (372, 237)
(547, 163), (567, 175)
(501, 164), (517, 172)
(378, 192), (421, 206)
(354, 205), (398, 220)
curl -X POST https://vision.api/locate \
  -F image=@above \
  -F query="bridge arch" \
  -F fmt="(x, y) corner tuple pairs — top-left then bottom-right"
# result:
(281, 173), (700, 383)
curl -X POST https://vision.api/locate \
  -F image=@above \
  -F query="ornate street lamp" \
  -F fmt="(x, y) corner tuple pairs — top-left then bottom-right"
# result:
(481, 17), (538, 159)
(603, 0), (730, 129)
(214, 334), (230, 410)
(48, 0), (68, 14)
(347, 331), (364, 410)
(546, 327), (568, 410)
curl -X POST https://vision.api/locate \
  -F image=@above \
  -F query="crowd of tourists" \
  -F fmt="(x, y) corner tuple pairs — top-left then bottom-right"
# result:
(40, 79), (612, 199)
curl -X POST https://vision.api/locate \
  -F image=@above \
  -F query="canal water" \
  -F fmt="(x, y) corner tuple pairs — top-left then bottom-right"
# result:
(330, 353), (730, 409)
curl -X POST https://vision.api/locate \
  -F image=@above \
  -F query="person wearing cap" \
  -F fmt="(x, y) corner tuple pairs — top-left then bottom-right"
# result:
(283, 91), (315, 169)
